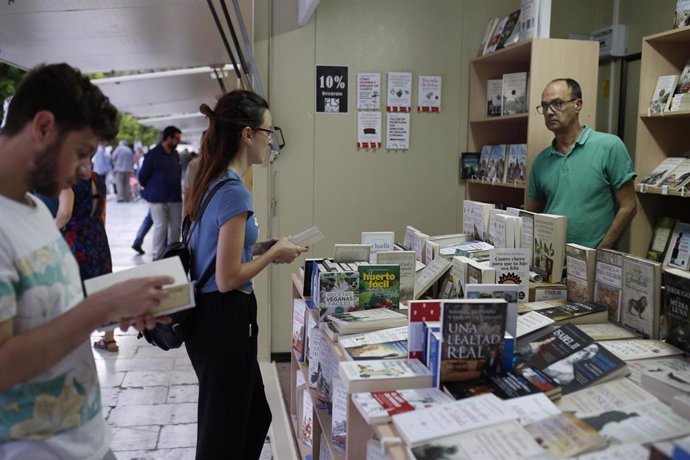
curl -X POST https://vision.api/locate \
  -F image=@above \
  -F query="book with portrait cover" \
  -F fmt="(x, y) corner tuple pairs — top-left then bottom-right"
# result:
(438, 299), (508, 383)
(358, 264), (400, 309)
(516, 324), (628, 394)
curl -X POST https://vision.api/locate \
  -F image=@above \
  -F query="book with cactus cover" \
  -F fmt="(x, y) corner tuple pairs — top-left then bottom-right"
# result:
(532, 213), (567, 284)
(358, 264), (401, 309)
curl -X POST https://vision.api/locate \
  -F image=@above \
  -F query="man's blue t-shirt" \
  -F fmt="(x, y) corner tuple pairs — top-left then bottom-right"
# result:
(190, 170), (259, 293)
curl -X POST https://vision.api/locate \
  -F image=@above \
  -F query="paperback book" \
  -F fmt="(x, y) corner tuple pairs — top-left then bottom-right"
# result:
(594, 249), (624, 322)
(460, 151), (480, 179)
(333, 243), (370, 263)
(501, 72), (528, 115)
(662, 267), (690, 353)
(407, 300), (442, 360)
(489, 247), (530, 304)
(525, 413), (606, 458)
(665, 220), (690, 270)
(438, 299), (508, 383)
(516, 324), (628, 394)
(647, 216), (676, 262)
(376, 250), (416, 303)
(532, 213), (567, 283)
(358, 264), (400, 309)
(391, 393), (518, 447)
(638, 157), (685, 187)
(536, 301), (608, 326)
(486, 144), (507, 182)
(328, 307), (407, 334)
(566, 243), (597, 303)
(465, 283), (519, 337)
(486, 79), (502, 116)
(338, 326), (408, 361)
(414, 257), (451, 299)
(351, 387), (453, 425)
(648, 74), (679, 114)
(599, 339), (682, 361)
(338, 358), (432, 393)
(361, 231), (395, 263)
(621, 255), (661, 338)
(576, 323), (641, 341)
(330, 377), (348, 452)
(505, 143), (527, 183)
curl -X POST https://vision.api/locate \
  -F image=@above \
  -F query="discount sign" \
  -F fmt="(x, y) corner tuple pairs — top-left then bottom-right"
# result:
(316, 65), (348, 113)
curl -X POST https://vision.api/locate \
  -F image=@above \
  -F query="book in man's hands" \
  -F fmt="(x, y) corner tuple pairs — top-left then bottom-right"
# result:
(84, 257), (195, 331)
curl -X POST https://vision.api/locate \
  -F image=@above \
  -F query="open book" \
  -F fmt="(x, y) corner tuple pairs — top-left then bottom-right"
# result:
(84, 257), (195, 331)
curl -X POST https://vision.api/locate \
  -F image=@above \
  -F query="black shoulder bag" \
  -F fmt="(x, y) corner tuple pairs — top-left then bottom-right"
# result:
(138, 177), (236, 350)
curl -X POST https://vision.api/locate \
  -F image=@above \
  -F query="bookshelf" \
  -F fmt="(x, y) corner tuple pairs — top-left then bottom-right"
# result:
(466, 38), (599, 209)
(630, 26), (690, 257)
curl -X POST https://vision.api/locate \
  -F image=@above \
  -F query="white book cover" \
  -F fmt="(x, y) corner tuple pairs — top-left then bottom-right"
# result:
(414, 257), (451, 299)
(334, 243), (371, 263)
(409, 421), (544, 460)
(525, 413), (606, 458)
(301, 389), (314, 447)
(328, 304), (406, 328)
(533, 213), (567, 284)
(338, 359), (432, 393)
(516, 311), (555, 338)
(666, 158), (690, 190)
(351, 387), (453, 425)
(626, 357), (687, 385)
(292, 298), (307, 359)
(621, 255), (661, 338)
(338, 326), (407, 349)
(486, 78), (503, 116)
(577, 444), (650, 460)
(492, 213), (509, 248)
(308, 327), (324, 389)
(412, 231), (430, 264)
(487, 208), (502, 245)
(84, 257), (195, 330)
(594, 249), (624, 322)
(579, 401), (690, 446)
(641, 359), (690, 395)
(471, 201), (495, 242)
(392, 393), (518, 447)
(450, 256), (472, 298)
(576, 323), (640, 341)
(503, 393), (562, 426)
(639, 157), (685, 187)
(465, 283), (519, 337)
(599, 339), (682, 361)
(362, 231), (395, 263)
(377, 250), (416, 303)
(519, 0), (541, 41)
(462, 200), (476, 235)
(403, 225), (421, 250)
(556, 377), (658, 418)
(501, 72), (528, 115)
(489, 247), (530, 304)
(649, 74), (679, 114)
(331, 377), (348, 452)
(519, 210), (535, 266)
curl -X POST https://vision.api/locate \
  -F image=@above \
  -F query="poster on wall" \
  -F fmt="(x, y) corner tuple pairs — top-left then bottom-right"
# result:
(417, 76), (442, 112)
(386, 72), (412, 112)
(357, 111), (382, 149)
(316, 65), (349, 113)
(357, 73), (381, 110)
(386, 113), (410, 150)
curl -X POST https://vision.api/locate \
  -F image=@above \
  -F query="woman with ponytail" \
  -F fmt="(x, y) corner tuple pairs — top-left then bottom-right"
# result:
(185, 90), (307, 459)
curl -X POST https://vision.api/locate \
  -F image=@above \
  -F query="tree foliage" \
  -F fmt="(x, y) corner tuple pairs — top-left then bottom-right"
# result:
(0, 62), (158, 146)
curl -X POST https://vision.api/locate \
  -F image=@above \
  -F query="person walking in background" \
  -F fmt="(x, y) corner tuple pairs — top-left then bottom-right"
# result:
(112, 139), (134, 202)
(131, 210), (153, 255)
(138, 126), (183, 260)
(92, 141), (112, 185)
(0, 62), (172, 459)
(184, 90), (307, 459)
(55, 155), (118, 352)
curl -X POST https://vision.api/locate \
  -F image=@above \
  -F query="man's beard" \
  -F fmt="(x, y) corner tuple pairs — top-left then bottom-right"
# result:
(30, 137), (65, 196)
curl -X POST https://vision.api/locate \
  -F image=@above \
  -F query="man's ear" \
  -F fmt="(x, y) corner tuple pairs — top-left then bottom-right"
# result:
(31, 111), (57, 146)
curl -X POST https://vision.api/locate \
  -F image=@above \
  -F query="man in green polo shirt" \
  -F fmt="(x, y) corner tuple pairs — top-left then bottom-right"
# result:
(526, 78), (637, 249)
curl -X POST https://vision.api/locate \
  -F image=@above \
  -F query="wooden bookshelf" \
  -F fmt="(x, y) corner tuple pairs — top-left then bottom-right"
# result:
(466, 38), (599, 209)
(629, 27), (690, 257)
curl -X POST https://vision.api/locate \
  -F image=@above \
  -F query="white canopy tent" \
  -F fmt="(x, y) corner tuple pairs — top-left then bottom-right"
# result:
(0, 0), (254, 147)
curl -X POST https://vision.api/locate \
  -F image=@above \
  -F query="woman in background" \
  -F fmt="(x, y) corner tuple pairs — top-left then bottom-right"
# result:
(185, 90), (307, 459)
(56, 154), (117, 352)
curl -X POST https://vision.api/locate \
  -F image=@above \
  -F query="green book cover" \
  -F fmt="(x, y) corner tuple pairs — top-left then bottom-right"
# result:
(358, 264), (401, 309)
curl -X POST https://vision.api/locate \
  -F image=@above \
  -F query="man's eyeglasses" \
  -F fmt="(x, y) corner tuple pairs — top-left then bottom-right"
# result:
(536, 98), (579, 114)
(253, 127), (275, 136)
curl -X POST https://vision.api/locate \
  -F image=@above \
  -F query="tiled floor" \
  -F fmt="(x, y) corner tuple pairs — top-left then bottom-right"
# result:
(95, 196), (282, 459)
